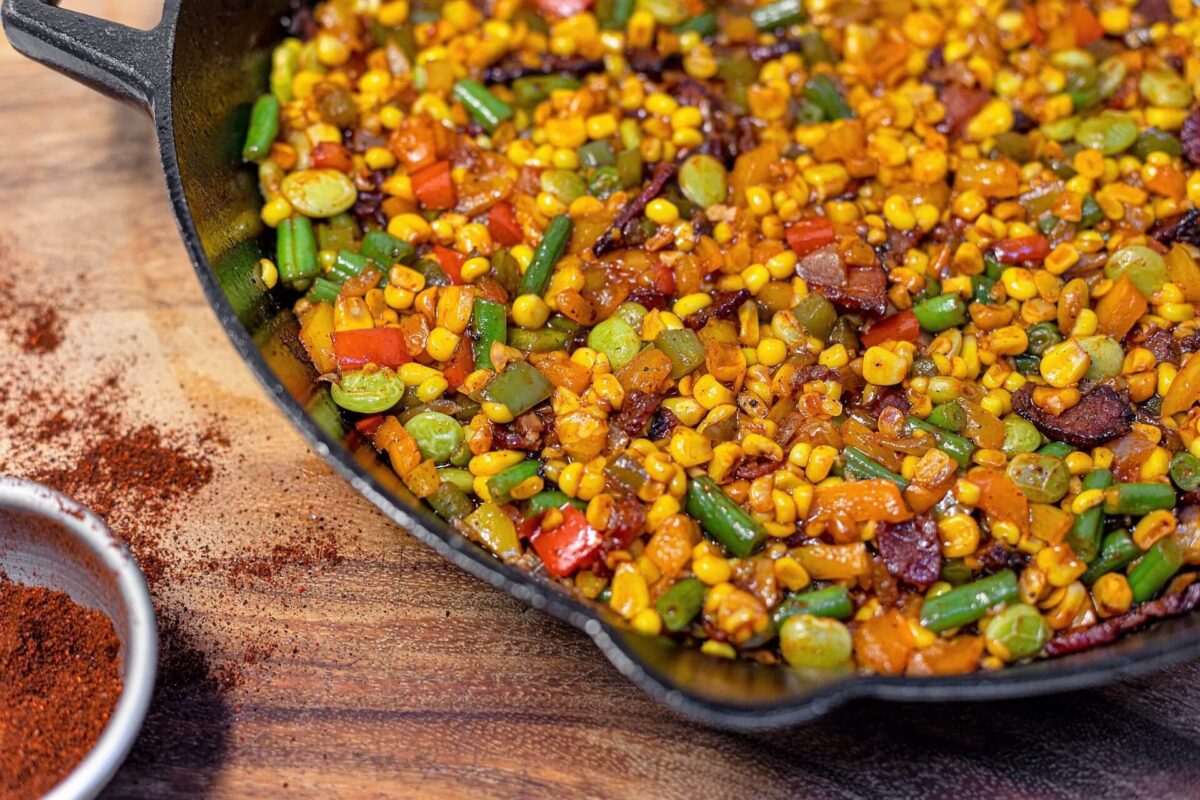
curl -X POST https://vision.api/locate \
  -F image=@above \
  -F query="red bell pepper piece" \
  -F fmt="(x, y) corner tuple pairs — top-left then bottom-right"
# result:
(411, 160), (456, 210)
(860, 310), (920, 348)
(530, 504), (602, 577)
(331, 328), (412, 371)
(355, 415), (385, 437)
(488, 201), (524, 247)
(312, 142), (354, 173)
(785, 217), (836, 257)
(1065, 3), (1104, 46)
(433, 245), (465, 284)
(443, 337), (475, 388)
(991, 235), (1050, 265)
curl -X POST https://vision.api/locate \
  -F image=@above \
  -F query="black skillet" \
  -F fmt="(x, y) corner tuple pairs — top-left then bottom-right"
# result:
(6, 0), (1200, 729)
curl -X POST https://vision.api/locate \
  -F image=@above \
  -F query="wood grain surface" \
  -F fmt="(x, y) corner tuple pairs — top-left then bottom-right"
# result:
(4, 3), (1200, 798)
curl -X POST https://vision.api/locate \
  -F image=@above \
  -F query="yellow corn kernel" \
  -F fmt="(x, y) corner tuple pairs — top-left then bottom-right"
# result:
(1001, 267), (1038, 301)
(425, 326), (460, 362)
(1139, 447), (1171, 481)
(1092, 573), (1133, 618)
(545, 117), (587, 149)
(954, 479), (981, 506)
(669, 429), (714, 467)
(1035, 543), (1086, 588)
(700, 639), (737, 659)
(510, 293), (550, 329)
(631, 608), (663, 636)
(482, 401), (515, 424)
(883, 195), (917, 231)
(938, 515), (981, 558)
(1133, 509), (1177, 550)
(610, 563), (649, 620)
(468, 450), (524, 477)
(862, 346), (909, 386)
(692, 375), (734, 411)
(1063, 451), (1094, 476)
(261, 197), (293, 228)
(694, 556), (732, 585)
(756, 338), (787, 367)
(388, 213), (433, 245)
(1039, 339), (1091, 388)
(773, 556), (810, 592)
(646, 198), (680, 225)
(673, 293), (712, 318)
(415, 375), (449, 403)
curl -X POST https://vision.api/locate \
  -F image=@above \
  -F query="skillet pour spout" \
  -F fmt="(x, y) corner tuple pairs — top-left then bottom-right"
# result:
(8, 0), (1200, 728)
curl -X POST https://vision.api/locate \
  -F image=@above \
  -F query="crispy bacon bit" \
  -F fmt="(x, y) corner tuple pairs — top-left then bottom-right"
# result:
(976, 540), (1030, 574)
(1011, 385), (1133, 448)
(602, 494), (647, 555)
(1045, 582), (1200, 657)
(626, 288), (671, 310)
(939, 83), (991, 137)
(1153, 208), (1200, 247)
(646, 407), (682, 440)
(746, 38), (806, 61)
(816, 264), (888, 317)
(863, 387), (912, 420)
(492, 410), (549, 451)
(611, 391), (662, 437)
(733, 458), (783, 480)
(1143, 328), (1182, 365)
(684, 290), (750, 330)
(875, 514), (942, 590)
(593, 162), (679, 256)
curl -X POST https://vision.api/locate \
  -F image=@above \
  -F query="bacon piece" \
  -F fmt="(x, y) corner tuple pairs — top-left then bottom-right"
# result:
(1045, 582), (1200, 657)
(611, 391), (662, 437)
(875, 514), (942, 590)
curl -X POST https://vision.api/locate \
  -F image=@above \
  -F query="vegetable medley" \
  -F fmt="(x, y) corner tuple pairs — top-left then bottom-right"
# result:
(252, 0), (1200, 674)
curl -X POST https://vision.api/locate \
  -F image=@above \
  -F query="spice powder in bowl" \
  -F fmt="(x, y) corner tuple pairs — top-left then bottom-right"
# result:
(0, 576), (123, 800)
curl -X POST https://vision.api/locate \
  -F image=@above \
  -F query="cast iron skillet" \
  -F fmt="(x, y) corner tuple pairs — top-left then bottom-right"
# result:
(7, 0), (1200, 730)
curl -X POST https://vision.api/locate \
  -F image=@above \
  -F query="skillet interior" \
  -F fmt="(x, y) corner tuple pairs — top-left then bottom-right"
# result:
(105, 0), (1200, 726)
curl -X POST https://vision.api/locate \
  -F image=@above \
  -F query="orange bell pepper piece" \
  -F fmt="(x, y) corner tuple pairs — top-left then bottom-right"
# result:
(1162, 353), (1200, 416)
(795, 543), (870, 580)
(968, 468), (1030, 536)
(852, 610), (915, 676)
(812, 479), (913, 523)
(1030, 503), (1074, 544)
(1095, 275), (1147, 340)
(907, 635), (984, 676)
(1167, 245), (1200, 303)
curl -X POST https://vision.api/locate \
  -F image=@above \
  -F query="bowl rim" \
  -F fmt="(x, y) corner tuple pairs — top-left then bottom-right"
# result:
(0, 476), (158, 800)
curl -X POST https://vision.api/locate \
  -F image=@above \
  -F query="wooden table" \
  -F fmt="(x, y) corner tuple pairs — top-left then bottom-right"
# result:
(4, 3), (1200, 797)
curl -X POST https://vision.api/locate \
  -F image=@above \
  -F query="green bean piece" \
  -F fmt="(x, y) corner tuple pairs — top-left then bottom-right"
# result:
(940, 559), (974, 585)
(1081, 530), (1140, 583)
(654, 328), (706, 379)
(772, 585), (853, 627)
(360, 230), (415, 267)
(489, 248), (522, 295)
(803, 74), (852, 120)
(518, 215), (573, 296)
(907, 416), (975, 470)
(616, 148), (644, 188)
(487, 461), (541, 504)
(1036, 441), (1074, 459)
(306, 276), (341, 304)
(844, 447), (910, 489)
(1132, 128), (1183, 161)
(779, 615), (852, 669)
(427, 482), (475, 522)
(1066, 469), (1115, 564)
(404, 411), (465, 463)
(270, 41), (299, 103)
(481, 360), (553, 417)
(523, 491), (585, 516)
(540, 169), (587, 204)
(1103, 483), (1176, 516)
(511, 75), (582, 108)
(318, 213), (358, 252)
(751, 0), (805, 29)
(588, 166), (623, 199)
(983, 603), (1050, 661)
(331, 369), (405, 414)
(1002, 415), (1042, 457)
(277, 217), (319, 289)
(912, 294), (967, 332)
(1078, 195), (1104, 227)
(657, 578), (707, 632)
(1025, 322), (1064, 356)
(243, 94), (281, 163)
(919, 571), (1019, 633)
(686, 476), (767, 558)
(1013, 354), (1042, 375)
(927, 402), (966, 433)
(971, 275), (997, 305)
(507, 327), (570, 353)
(675, 10), (718, 36)
(412, 258), (452, 287)
(588, 317), (642, 369)
(438, 467), (474, 494)
(1037, 213), (1060, 236)
(1006, 452), (1070, 504)
(1128, 537), (1184, 603)
(607, 0), (635, 28)
(1170, 451), (1200, 492)
(452, 79), (514, 132)
(798, 30), (835, 65)
(578, 140), (616, 168)
(792, 294), (837, 341)
(329, 250), (375, 283)
(471, 298), (507, 371)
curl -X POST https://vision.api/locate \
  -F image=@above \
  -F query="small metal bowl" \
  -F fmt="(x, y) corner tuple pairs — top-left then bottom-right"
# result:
(0, 477), (157, 800)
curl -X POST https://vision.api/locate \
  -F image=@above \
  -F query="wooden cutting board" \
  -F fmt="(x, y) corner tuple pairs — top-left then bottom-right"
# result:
(3, 3), (1200, 797)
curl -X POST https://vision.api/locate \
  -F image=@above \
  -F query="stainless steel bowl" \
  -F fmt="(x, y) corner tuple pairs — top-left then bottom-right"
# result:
(0, 477), (157, 800)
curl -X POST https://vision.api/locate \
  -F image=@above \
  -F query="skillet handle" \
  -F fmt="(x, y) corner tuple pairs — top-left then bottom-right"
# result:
(1, 0), (170, 112)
